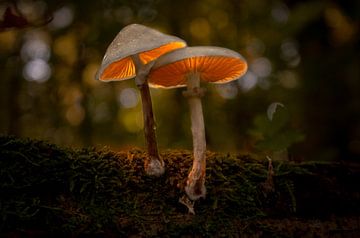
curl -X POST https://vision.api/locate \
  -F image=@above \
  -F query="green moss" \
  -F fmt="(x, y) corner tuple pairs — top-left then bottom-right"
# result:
(0, 136), (359, 237)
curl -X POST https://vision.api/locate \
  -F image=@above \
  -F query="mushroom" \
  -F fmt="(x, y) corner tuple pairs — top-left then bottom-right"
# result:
(96, 24), (186, 176)
(148, 46), (247, 200)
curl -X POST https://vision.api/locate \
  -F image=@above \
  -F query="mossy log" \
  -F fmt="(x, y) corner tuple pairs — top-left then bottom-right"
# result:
(0, 136), (359, 237)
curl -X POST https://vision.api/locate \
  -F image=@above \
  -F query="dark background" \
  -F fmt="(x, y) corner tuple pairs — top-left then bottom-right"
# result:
(0, 0), (359, 161)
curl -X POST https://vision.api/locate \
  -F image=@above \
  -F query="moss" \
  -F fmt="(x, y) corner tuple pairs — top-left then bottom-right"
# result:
(0, 135), (359, 237)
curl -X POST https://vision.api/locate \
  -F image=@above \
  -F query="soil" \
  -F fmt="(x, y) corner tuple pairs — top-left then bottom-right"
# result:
(0, 136), (359, 237)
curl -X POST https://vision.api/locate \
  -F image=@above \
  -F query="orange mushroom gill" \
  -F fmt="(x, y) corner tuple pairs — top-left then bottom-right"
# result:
(100, 57), (135, 81)
(139, 41), (186, 64)
(148, 56), (247, 88)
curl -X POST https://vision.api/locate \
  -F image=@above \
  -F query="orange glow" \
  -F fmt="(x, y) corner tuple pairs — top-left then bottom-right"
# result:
(100, 42), (186, 81)
(100, 57), (135, 81)
(139, 41), (186, 64)
(148, 56), (247, 88)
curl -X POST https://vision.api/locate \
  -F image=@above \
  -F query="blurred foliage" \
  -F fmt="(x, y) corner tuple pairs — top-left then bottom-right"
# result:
(249, 103), (305, 158)
(0, 0), (359, 160)
(1, 136), (359, 236)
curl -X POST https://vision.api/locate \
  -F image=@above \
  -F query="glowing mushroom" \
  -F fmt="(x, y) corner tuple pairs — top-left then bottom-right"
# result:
(96, 24), (186, 176)
(148, 46), (247, 200)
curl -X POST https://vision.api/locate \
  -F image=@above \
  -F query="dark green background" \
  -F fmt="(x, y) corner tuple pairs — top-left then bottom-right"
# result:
(0, 0), (359, 161)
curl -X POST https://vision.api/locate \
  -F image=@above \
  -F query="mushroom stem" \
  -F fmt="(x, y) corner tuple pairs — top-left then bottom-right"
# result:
(132, 55), (164, 176)
(183, 72), (206, 200)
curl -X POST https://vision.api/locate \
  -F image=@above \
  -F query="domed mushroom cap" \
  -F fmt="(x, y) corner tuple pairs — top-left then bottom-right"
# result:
(148, 46), (247, 88)
(96, 24), (186, 82)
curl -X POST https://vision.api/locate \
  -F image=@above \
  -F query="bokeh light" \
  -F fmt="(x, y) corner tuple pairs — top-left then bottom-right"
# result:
(209, 9), (229, 29)
(246, 38), (265, 57)
(118, 110), (143, 133)
(118, 88), (139, 108)
(278, 70), (298, 89)
(238, 71), (258, 92)
(53, 33), (77, 65)
(65, 103), (85, 126)
(280, 39), (301, 67)
(215, 83), (238, 99)
(189, 17), (211, 43)
(23, 59), (51, 83)
(49, 6), (74, 29)
(21, 38), (50, 61)
(251, 57), (272, 78)
(18, 0), (47, 22)
(271, 3), (289, 24)
(82, 63), (101, 87)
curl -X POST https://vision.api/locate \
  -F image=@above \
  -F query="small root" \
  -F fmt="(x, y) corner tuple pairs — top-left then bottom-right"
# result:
(179, 195), (195, 215)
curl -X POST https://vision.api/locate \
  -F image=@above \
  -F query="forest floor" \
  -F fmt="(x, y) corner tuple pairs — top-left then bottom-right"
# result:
(0, 135), (359, 237)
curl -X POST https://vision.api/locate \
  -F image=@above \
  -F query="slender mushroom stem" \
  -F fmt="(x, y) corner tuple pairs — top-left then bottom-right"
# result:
(183, 72), (206, 200)
(131, 55), (164, 176)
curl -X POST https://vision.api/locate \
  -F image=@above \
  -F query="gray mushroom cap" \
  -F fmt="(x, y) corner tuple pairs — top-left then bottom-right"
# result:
(148, 46), (248, 88)
(96, 24), (186, 82)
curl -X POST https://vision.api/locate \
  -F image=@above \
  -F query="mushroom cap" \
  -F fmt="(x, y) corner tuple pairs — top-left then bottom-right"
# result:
(147, 46), (247, 88)
(96, 24), (186, 82)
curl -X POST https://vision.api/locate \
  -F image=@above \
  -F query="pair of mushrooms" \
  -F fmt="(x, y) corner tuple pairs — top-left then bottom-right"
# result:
(96, 24), (247, 201)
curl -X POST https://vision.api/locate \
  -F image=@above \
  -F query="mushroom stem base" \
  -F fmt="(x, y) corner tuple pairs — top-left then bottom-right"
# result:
(185, 159), (206, 200)
(145, 155), (165, 176)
